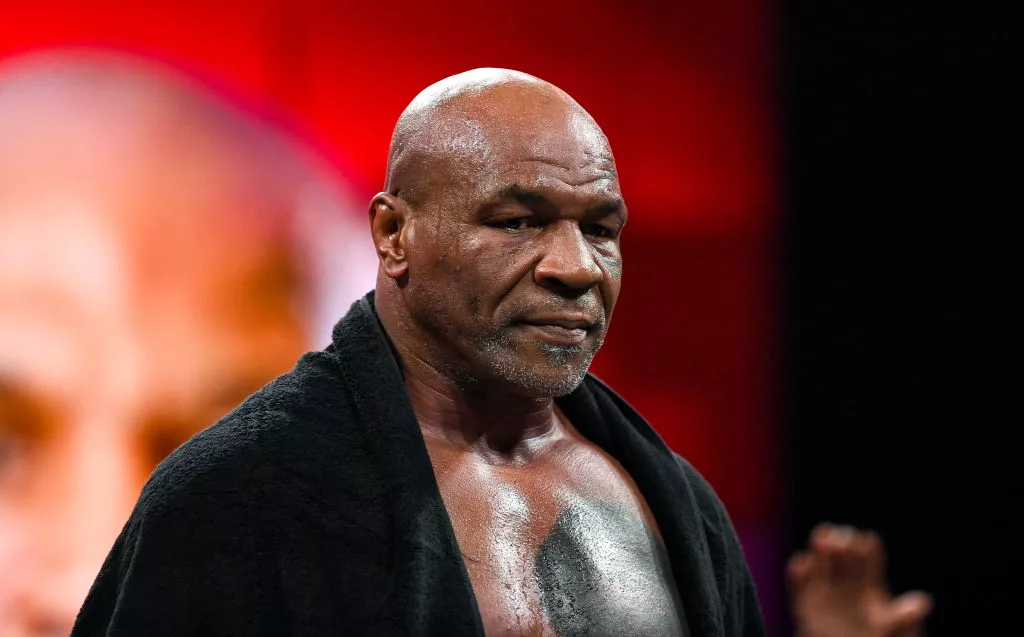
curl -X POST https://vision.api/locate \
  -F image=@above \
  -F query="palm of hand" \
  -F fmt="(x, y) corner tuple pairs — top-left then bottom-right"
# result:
(788, 524), (932, 637)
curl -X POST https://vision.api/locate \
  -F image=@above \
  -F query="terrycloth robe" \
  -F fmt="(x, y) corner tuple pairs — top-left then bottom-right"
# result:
(73, 293), (765, 636)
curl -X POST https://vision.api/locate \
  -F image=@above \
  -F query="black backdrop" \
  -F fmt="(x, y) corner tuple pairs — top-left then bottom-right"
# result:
(783, 2), (1019, 635)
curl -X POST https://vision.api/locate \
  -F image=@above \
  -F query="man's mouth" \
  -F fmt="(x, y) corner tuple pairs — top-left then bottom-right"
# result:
(517, 315), (596, 346)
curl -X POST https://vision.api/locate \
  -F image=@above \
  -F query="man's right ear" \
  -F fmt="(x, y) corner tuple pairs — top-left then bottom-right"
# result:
(369, 192), (410, 279)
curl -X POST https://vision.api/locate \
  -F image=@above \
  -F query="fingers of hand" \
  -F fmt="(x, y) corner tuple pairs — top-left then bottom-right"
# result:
(885, 591), (934, 635)
(790, 525), (933, 637)
(808, 523), (886, 589)
(787, 551), (814, 593)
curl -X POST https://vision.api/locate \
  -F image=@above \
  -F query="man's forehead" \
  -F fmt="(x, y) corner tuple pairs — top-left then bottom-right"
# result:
(494, 118), (610, 164)
(0, 205), (130, 310)
(495, 154), (618, 193)
(467, 107), (615, 183)
(487, 119), (618, 193)
(462, 87), (605, 141)
(387, 70), (621, 208)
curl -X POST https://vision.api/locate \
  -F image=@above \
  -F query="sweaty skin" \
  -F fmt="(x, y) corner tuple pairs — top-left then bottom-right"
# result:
(370, 69), (684, 635)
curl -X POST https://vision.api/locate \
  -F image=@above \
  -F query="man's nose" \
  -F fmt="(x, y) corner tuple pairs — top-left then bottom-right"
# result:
(23, 420), (147, 631)
(533, 221), (604, 294)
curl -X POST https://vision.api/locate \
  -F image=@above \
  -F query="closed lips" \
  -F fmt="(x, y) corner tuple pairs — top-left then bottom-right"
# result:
(520, 316), (595, 330)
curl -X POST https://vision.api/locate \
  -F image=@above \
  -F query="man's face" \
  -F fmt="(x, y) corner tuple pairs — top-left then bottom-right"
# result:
(0, 61), (309, 635)
(0, 205), (305, 634)
(403, 106), (626, 397)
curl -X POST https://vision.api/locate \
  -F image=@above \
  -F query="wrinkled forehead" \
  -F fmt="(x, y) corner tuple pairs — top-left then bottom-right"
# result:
(442, 100), (618, 197)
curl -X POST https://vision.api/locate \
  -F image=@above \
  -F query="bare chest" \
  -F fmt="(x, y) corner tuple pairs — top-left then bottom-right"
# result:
(425, 440), (686, 637)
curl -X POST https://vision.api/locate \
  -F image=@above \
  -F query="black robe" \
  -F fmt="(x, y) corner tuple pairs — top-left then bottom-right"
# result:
(73, 293), (765, 636)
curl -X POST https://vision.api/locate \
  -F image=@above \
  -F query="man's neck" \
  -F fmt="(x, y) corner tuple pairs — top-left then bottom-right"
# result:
(374, 285), (569, 464)
(397, 343), (564, 465)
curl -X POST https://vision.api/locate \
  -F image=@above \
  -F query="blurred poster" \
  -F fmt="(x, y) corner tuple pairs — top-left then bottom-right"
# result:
(0, 50), (377, 635)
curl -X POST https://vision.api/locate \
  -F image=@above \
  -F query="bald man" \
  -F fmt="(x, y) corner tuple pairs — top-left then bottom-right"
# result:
(74, 69), (929, 637)
(0, 52), (376, 636)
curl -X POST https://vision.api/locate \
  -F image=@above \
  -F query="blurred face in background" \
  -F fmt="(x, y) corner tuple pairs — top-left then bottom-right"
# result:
(0, 55), (323, 635)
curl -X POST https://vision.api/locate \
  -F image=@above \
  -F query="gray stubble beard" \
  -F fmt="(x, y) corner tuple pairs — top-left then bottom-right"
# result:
(478, 326), (604, 398)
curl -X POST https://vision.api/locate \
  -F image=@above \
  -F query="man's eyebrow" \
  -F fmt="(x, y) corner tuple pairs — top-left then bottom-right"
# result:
(494, 184), (552, 208)
(0, 376), (55, 437)
(592, 198), (627, 220)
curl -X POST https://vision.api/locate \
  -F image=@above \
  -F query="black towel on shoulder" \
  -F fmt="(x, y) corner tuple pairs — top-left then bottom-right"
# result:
(73, 292), (764, 637)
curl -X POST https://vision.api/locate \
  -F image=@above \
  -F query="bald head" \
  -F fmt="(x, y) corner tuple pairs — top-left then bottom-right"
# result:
(371, 68), (625, 397)
(384, 68), (613, 206)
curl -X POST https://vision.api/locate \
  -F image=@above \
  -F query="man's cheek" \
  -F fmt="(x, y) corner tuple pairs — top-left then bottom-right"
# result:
(598, 251), (622, 280)
(466, 293), (485, 317)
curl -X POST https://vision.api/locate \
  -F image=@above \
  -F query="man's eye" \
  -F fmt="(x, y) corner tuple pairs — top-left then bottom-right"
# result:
(581, 223), (614, 238)
(494, 218), (529, 231)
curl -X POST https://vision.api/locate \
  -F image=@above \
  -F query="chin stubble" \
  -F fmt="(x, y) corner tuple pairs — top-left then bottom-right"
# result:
(479, 327), (603, 397)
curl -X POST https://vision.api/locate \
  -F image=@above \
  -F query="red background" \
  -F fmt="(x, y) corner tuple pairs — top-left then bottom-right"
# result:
(2, 0), (779, 620)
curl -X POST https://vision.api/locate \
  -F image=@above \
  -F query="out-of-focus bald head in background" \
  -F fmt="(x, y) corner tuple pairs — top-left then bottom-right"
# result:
(0, 51), (375, 635)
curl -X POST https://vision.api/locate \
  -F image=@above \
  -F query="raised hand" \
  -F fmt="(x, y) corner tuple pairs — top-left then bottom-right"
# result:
(788, 523), (933, 637)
